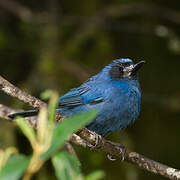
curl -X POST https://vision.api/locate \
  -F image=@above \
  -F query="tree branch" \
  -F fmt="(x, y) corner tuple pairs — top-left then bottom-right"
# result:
(77, 128), (180, 180)
(0, 75), (180, 180)
(0, 104), (38, 127)
(0, 76), (46, 109)
(0, 75), (65, 121)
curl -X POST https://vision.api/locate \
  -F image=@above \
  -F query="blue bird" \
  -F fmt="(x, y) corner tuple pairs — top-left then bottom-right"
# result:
(9, 58), (144, 136)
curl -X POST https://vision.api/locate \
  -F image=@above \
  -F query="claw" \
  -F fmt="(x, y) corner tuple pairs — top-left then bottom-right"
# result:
(107, 154), (117, 161)
(107, 146), (125, 161)
(87, 134), (101, 149)
(118, 145), (125, 161)
(119, 147), (125, 161)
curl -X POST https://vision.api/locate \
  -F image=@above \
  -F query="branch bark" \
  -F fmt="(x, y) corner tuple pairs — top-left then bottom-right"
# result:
(0, 75), (180, 180)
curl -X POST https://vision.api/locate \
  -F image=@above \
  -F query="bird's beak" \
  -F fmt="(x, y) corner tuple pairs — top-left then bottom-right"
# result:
(131, 61), (145, 75)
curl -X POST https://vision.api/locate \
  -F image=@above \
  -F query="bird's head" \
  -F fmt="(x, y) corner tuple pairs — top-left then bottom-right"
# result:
(109, 58), (145, 80)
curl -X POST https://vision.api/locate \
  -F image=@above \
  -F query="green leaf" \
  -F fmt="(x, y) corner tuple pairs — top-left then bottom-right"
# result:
(52, 152), (82, 180)
(40, 90), (52, 100)
(37, 107), (49, 145)
(40, 90), (55, 100)
(41, 110), (97, 160)
(0, 155), (30, 180)
(48, 92), (59, 123)
(0, 147), (18, 169)
(84, 170), (105, 180)
(16, 117), (36, 148)
(40, 90), (59, 123)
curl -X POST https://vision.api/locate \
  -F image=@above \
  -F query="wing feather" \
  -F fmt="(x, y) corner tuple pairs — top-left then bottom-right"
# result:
(58, 86), (104, 107)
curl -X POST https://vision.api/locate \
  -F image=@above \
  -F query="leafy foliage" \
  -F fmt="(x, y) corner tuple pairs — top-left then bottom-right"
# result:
(42, 110), (97, 161)
(0, 155), (30, 180)
(52, 152), (82, 180)
(52, 152), (105, 180)
(0, 92), (103, 180)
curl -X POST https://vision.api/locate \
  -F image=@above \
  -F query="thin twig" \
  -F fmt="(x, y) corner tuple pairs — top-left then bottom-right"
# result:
(0, 75), (180, 180)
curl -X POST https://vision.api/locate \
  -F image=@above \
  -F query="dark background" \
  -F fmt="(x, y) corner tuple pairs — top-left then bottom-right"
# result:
(0, 0), (180, 179)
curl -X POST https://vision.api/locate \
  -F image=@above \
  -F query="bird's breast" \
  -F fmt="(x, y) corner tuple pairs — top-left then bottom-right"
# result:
(108, 85), (141, 127)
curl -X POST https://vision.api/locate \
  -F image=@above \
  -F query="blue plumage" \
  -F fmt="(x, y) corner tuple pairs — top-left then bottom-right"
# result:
(58, 58), (144, 136)
(9, 58), (144, 137)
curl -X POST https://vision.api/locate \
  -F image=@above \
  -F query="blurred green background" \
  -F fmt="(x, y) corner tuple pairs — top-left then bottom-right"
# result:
(1, 0), (180, 179)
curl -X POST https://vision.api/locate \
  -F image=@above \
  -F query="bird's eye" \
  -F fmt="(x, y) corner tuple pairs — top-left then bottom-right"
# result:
(109, 64), (124, 79)
(119, 66), (123, 72)
(123, 62), (131, 66)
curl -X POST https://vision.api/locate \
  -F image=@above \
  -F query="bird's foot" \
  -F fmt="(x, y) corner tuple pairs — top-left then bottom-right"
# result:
(107, 154), (117, 161)
(107, 146), (125, 161)
(119, 146), (125, 161)
(117, 145), (125, 161)
(87, 133), (101, 149)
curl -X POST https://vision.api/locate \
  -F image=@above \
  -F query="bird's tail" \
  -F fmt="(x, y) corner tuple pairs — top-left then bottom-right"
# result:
(8, 110), (39, 119)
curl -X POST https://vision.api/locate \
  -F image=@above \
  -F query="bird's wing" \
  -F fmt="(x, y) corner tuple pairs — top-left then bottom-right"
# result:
(58, 86), (104, 107)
